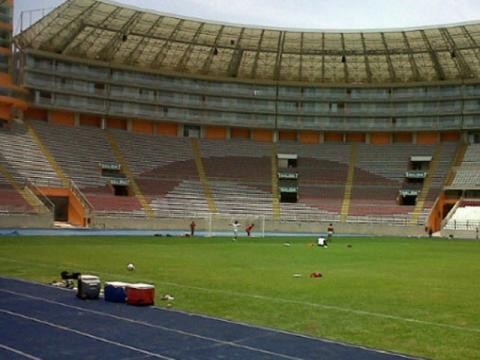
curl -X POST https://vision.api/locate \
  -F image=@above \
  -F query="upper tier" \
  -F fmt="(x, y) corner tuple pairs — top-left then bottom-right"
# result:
(14, 0), (480, 85)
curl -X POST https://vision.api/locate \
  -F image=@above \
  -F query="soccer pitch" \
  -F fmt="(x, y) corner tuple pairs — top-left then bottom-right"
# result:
(1, 235), (479, 360)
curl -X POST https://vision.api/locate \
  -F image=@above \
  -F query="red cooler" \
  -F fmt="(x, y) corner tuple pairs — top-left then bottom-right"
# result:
(126, 283), (155, 306)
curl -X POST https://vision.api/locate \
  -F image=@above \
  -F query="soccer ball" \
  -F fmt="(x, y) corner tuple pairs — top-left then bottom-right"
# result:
(127, 263), (135, 271)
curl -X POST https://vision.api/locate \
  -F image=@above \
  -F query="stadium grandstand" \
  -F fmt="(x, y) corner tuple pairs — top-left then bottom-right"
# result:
(0, 0), (480, 237)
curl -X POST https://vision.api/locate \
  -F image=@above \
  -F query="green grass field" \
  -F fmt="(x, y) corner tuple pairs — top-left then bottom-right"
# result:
(1, 235), (479, 359)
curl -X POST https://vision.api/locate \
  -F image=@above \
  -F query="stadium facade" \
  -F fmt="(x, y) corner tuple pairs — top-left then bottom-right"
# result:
(1, 0), (480, 236)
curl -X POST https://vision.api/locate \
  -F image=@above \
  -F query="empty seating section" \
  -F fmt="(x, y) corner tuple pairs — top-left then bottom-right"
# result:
(0, 180), (34, 214)
(30, 120), (115, 188)
(425, 143), (457, 204)
(0, 123), (61, 187)
(27, 121), (143, 216)
(451, 144), (480, 187)
(350, 145), (411, 221)
(147, 180), (208, 217)
(348, 143), (456, 223)
(86, 193), (144, 215)
(277, 143), (350, 220)
(209, 180), (272, 216)
(444, 203), (480, 230)
(111, 129), (193, 176)
(111, 130), (199, 216)
(0, 121), (459, 224)
(198, 139), (272, 216)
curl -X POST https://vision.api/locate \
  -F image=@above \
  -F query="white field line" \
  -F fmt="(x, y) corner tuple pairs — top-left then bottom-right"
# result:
(0, 289), (305, 360)
(0, 344), (43, 360)
(0, 309), (175, 360)
(1, 256), (480, 335)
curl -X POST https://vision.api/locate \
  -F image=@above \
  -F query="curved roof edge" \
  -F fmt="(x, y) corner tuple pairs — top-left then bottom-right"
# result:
(99, 0), (480, 33)
(15, 0), (480, 85)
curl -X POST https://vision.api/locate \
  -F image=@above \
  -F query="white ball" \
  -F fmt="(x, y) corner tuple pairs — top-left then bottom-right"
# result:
(127, 263), (135, 271)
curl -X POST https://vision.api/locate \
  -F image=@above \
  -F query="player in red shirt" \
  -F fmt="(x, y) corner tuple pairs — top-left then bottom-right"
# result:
(245, 223), (255, 237)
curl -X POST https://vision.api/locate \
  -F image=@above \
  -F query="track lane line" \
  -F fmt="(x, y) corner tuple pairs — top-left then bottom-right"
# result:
(0, 289), (305, 360)
(0, 344), (43, 360)
(0, 309), (175, 360)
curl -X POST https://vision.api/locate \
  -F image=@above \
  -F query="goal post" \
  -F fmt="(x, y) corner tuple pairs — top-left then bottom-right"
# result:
(205, 213), (265, 238)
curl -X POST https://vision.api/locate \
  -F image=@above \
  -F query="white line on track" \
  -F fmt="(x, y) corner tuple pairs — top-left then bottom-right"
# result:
(0, 289), (305, 360)
(0, 308), (175, 360)
(2, 257), (479, 335)
(0, 344), (43, 360)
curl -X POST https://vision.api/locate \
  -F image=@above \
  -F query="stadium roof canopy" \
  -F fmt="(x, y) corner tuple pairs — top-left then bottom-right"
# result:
(14, 0), (480, 85)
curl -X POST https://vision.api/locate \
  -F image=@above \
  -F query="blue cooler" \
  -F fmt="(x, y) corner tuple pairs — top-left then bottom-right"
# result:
(104, 281), (129, 303)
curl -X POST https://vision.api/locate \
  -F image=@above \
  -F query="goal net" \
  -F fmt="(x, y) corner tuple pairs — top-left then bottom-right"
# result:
(205, 214), (265, 238)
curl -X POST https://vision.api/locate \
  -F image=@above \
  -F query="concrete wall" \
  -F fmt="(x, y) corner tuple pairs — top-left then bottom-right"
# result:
(92, 215), (426, 237)
(441, 228), (480, 240)
(0, 213), (53, 228)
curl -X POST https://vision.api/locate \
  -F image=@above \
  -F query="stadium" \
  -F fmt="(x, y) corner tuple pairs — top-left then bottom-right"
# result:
(0, 0), (480, 359)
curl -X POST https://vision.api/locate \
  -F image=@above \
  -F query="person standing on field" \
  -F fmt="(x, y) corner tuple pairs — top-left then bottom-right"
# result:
(231, 220), (241, 240)
(327, 223), (334, 243)
(245, 223), (255, 237)
(190, 221), (196, 236)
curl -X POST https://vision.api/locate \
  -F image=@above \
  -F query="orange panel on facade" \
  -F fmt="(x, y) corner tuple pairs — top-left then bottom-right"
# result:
(0, 104), (11, 120)
(132, 119), (154, 135)
(51, 110), (75, 127)
(324, 132), (343, 142)
(346, 133), (365, 143)
(0, 47), (11, 57)
(38, 187), (85, 227)
(251, 129), (273, 142)
(157, 122), (177, 136)
(279, 130), (297, 141)
(0, 73), (12, 86)
(80, 114), (101, 128)
(417, 132), (438, 144)
(205, 126), (226, 140)
(299, 131), (319, 144)
(393, 132), (413, 143)
(231, 128), (250, 139)
(0, 22), (12, 32)
(440, 131), (460, 142)
(370, 133), (390, 144)
(106, 117), (127, 130)
(24, 107), (47, 121)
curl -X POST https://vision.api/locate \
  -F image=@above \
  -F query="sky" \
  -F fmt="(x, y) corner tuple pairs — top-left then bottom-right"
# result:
(13, 0), (480, 33)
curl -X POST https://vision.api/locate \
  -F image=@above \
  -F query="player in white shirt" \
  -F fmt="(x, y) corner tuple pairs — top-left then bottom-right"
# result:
(231, 220), (241, 240)
(317, 237), (328, 248)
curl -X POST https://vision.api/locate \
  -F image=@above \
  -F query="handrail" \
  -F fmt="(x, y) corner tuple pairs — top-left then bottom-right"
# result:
(25, 178), (55, 215)
(441, 197), (463, 228)
(68, 179), (93, 217)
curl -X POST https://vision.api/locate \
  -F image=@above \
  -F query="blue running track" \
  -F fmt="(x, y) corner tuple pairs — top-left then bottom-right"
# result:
(0, 277), (418, 360)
